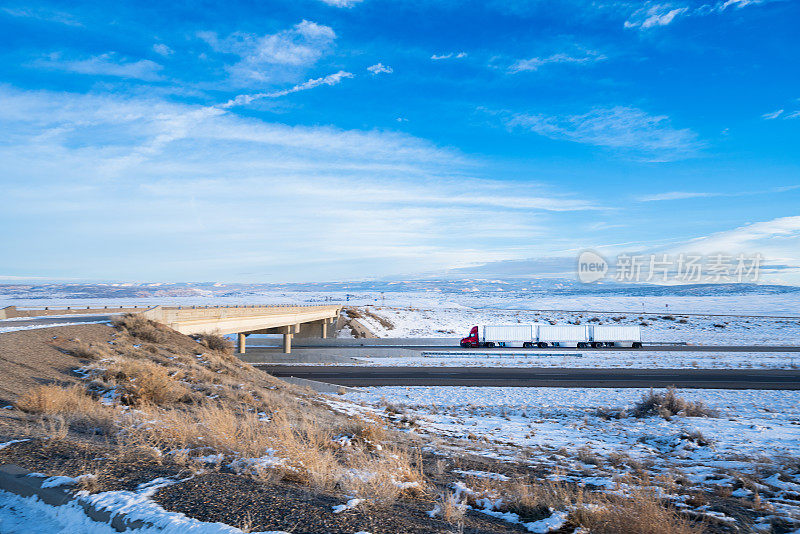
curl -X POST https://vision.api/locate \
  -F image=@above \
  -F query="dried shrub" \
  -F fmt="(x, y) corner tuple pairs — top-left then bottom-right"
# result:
(16, 384), (95, 414)
(68, 342), (109, 360)
(461, 477), (575, 524)
(194, 333), (233, 354)
(569, 488), (704, 534)
(594, 407), (627, 420)
(632, 387), (718, 420)
(15, 385), (116, 435)
(112, 314), (169, 343)
(104, 360), (188, 406)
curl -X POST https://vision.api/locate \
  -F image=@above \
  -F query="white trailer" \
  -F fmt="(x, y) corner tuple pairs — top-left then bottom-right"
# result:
(476, 324), (536, 347)
(537, 325), (589, 348)
(460, 323), (644, 348)
(589, 325), (642, 348)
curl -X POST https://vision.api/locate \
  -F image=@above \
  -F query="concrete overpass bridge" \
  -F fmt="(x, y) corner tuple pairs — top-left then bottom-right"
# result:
(1, 304), (342, 355)
(142, 305), (342, 354)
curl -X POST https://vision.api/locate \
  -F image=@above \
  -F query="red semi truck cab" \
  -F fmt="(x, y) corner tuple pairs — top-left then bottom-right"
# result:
(460, 326), (479, 348)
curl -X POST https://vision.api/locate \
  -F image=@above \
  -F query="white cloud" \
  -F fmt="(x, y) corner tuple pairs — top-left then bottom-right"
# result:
(1, 7), (81, 26)
(625, 4), (689, 29)
(509, 50), (606, 73)
(33, 52), (163, 81)
(638, 185), (800, 202)
(637, 191), (716, 201)
(199, 20), (336, 84)
(506, 106), (701, 162)
(673, 216), (800, 264)
(222, 70), (354, 108)
(785, 111), (800, 120)
(367, 63), (393, 75)
(718, 0), (768, 10)
(625, 0), (776, 30)
(431, 52), (467, 60)
(152, 43), (173, 56)
(0, 87), (600, 280)
(762, 109), (784, 120)
(318, 0), (364, 7)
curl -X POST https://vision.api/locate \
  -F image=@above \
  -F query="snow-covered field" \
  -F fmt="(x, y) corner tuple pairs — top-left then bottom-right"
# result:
(0, 486), (293, 534)
(3, 289), (799, 345)
(7, 288), (800, 316)
(345, 350), (800, 369)
(354, 305), (800, 346)
(340, 386), (800, 529)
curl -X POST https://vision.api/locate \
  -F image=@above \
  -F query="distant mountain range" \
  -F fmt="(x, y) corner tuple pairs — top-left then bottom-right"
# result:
(1, 280), (799, 302)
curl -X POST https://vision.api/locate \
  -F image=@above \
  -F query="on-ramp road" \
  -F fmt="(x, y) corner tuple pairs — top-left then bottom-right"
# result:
(255, 365), (800, 390)
(0, 314), (117, 331)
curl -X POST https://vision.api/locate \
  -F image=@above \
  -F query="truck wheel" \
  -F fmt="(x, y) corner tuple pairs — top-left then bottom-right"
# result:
(632, 342), (642, 349)
(577, 342), (586, 348)
(591, 342), (602, 349)
(460, 342), (469, 348)
(537, 342), (548, 348)
(486, 342), (495, 348)
(523, 342), (531, 348)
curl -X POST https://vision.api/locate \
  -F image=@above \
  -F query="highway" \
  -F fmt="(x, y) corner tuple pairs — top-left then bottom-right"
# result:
(256, 365), (800, 389)
(271, 338), (800, 353)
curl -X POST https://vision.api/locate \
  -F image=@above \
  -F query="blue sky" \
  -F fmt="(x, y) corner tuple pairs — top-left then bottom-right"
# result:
(1, 0), (799, 283)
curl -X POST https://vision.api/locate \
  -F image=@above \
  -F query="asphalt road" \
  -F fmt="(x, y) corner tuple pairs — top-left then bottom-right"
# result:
(283, 341), (800, 352)
(256, 365), (800, 389)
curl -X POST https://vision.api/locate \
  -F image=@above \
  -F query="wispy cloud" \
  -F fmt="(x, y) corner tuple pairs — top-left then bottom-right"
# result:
(0, 87), (600, 280)
(198, 20), (336, 85)
(505, 106), (701, 161)
(33, 52), (163, 81)
(638, 191), (716, 201)
(673, 216), (800, 263)
(637, 185), (800, 202)
(625, 4), (688, 29)
(317, 0), (363, 7)
(762, 109), (784, 120)
(718, 0), (770, 10)
(508, 50), (606, 73)
(152, 43), (173, 57)
(1, 6), (81, 26)
(367, 63), (393, 75)
(431, 52), (467, 60)
(625, 0), (776, 30)
(221, 70), (354, 108)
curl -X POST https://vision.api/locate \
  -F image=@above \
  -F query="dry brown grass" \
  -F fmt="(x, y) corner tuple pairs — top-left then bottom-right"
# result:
(632, 387), (718, 420)
(439, 491), (467, 523)
(15, 384), (117, 435)
(16, 384), (99, 414)
(570, 488), (705, 534)
(193, 333), (233, 354)
(103, 359), (188, 406)
(68, 341), (110, 360)
(116, 401), (425, 501)
(461, 476), (576, 523)
(112, 314), (170, 343)
(452, 475), (704, 533)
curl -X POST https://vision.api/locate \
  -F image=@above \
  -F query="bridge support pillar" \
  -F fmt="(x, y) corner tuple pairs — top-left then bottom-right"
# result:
(283, 332), (292, 354)
(237, 333), (246, 354)
(321, 319), (328, 339)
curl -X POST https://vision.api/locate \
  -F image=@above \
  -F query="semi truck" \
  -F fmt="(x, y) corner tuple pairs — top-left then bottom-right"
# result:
(459, 324), (642, 349)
